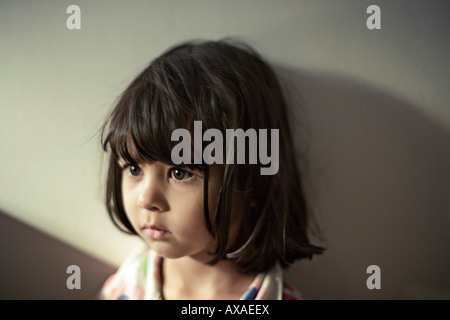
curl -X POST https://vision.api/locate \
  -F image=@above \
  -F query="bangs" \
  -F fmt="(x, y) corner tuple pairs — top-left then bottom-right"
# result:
(101, 44), (236, 171)
(101, 64), (204, 170)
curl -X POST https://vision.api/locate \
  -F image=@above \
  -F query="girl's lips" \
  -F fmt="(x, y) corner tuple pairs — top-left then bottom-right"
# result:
(142, 225), (171, 240)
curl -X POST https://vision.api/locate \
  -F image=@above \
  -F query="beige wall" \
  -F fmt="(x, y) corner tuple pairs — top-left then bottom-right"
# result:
(1, 0), (449, 299)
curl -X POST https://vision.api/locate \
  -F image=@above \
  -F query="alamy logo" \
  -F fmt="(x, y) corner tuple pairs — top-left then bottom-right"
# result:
(171, 121), (279, 175)
(66, 265), (81, 289)
(66, 5), (81, 30)
(366, 5), (381, 30)
(366, 265), (381, 289)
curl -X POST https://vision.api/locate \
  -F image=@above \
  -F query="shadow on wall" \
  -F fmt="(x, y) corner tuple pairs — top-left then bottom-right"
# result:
(0, 210), (116, 299)
(277, 66), (450, 299)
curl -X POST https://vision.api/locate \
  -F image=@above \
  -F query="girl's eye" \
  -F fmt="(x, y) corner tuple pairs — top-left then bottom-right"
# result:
(170, 168), (193, 181)
(128, 165), (142, 176)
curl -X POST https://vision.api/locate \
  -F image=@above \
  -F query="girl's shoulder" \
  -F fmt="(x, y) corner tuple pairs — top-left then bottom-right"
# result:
(247, 263), (303, 300)
(96, 244), (161, 300)
(282, 280), (303, 300)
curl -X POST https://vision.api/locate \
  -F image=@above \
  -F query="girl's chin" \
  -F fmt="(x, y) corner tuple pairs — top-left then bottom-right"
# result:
(145, 242), (183, 259)
(149, 244), (212, 262)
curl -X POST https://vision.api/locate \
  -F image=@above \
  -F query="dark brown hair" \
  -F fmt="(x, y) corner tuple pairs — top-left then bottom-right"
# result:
(101, 39), (324, 274)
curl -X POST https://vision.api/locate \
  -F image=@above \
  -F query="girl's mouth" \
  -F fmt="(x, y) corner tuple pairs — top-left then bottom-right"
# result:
(142, 224), (171, 240)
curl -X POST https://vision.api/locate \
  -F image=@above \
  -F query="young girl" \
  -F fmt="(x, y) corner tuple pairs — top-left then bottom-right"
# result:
(98, 39), (324, 300)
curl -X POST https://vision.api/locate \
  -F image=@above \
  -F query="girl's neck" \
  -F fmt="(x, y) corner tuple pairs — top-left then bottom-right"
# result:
(162, 254), (256, 300)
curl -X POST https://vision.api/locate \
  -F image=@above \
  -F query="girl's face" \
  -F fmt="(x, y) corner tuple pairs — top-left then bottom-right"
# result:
(119, 158), (222, 261)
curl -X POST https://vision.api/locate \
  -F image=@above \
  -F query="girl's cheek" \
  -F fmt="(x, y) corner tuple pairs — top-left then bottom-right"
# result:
(122, 182), (138, 213)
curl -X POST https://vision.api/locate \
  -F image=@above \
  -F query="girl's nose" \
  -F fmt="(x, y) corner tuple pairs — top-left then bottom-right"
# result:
(137, 176), (166, 212)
